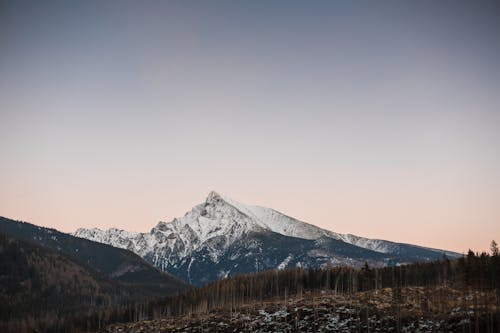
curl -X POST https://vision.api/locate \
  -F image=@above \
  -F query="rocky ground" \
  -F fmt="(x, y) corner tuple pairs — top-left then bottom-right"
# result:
(99, 287), (499, 332)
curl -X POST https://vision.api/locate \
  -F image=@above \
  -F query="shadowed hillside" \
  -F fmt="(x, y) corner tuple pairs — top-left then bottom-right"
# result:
(0, 234), (140, 332)
(0, 216), (190, 297)
(0, 217), (191, 333)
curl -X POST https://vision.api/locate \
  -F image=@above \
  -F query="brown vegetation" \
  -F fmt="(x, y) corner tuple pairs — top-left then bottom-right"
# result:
(101, 286), (500, 332)
(94, 246), (500, 332)
(2, 237), (499, 332)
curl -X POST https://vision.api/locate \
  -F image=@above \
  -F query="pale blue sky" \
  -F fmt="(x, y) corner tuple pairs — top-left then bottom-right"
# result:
(1, 1), (499, 252)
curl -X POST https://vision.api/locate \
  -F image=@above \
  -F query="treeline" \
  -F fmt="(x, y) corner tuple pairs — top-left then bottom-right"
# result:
(3, 243), (500, 332)
(140, 249), (500, 317)
(79, 245), (500, 331)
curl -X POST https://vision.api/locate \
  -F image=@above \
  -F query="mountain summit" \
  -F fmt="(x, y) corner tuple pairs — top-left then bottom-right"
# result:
(73, 191), (459, 286)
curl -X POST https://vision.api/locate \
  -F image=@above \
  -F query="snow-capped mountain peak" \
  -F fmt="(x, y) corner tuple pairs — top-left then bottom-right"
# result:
(72, 191), (425, 259)
(73, 191), (460, 286)
(200, 191), (337, 240)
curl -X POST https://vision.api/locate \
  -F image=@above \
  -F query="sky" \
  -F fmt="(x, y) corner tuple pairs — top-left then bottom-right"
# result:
(1, 1), (499, 253)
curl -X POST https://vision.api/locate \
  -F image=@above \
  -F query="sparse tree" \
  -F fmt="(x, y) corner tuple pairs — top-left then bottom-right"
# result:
(490, 240), (499, 256)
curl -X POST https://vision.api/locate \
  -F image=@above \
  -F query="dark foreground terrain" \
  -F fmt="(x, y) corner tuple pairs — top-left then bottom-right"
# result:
(101, 287), (499, 332)
(95, 248), (500, 333)
(1, 217), (499, 333)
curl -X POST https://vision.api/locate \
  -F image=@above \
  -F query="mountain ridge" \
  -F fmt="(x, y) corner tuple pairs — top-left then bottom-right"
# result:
(73, 191), (460, 286)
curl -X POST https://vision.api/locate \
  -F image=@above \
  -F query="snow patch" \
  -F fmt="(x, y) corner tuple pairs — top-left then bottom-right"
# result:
(277, 254), (293, 270)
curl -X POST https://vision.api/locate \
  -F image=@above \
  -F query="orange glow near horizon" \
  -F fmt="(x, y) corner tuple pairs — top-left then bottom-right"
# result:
(1, 1), (499, 255)
(1, 180), (498, 254)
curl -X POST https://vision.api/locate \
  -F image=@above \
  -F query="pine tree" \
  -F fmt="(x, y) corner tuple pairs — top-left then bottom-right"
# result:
(490, 240), (499, 256)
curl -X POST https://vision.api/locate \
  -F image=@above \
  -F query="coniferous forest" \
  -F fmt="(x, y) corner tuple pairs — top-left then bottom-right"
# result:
(97, 247), (500, 332)
(2, 238), (499, 332)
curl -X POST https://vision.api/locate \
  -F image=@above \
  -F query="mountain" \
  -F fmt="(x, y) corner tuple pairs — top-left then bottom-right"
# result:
(73, 191), (460, 286)
(0, 216), (190, 297)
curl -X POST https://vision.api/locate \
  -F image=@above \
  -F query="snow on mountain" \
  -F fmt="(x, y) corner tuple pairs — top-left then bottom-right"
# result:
(73, 191), (459, 286)
(74, 191), (341, 260)
(75, 191), (271, 269)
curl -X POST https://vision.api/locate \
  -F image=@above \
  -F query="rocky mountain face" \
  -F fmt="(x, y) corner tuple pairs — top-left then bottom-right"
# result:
(73, 191), (459, 286)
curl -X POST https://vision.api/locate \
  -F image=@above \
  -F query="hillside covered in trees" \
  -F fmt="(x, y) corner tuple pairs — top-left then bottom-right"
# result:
(1, 224), (499, 332)
(0, 217), (189, 296)
(0, 234), (137, 332)
(0, 217), (190, 333)
(87, 244), (500, 332)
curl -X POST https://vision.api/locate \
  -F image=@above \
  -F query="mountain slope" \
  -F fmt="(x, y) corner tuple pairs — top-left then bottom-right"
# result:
(73, 191), (460, 286)
(0, 216), (190, 297)
(0, 233), (129, 323)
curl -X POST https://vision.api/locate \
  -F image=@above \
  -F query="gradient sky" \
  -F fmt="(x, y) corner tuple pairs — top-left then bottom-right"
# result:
(1, 1), (499, 253)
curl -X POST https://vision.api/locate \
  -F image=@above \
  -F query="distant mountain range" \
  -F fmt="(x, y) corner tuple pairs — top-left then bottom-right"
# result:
(73, 191), (460, 286)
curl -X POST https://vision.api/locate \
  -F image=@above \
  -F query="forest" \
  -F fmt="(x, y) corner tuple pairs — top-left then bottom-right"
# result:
(96, 246), (500, 331)
(3, 242), (497, 332)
